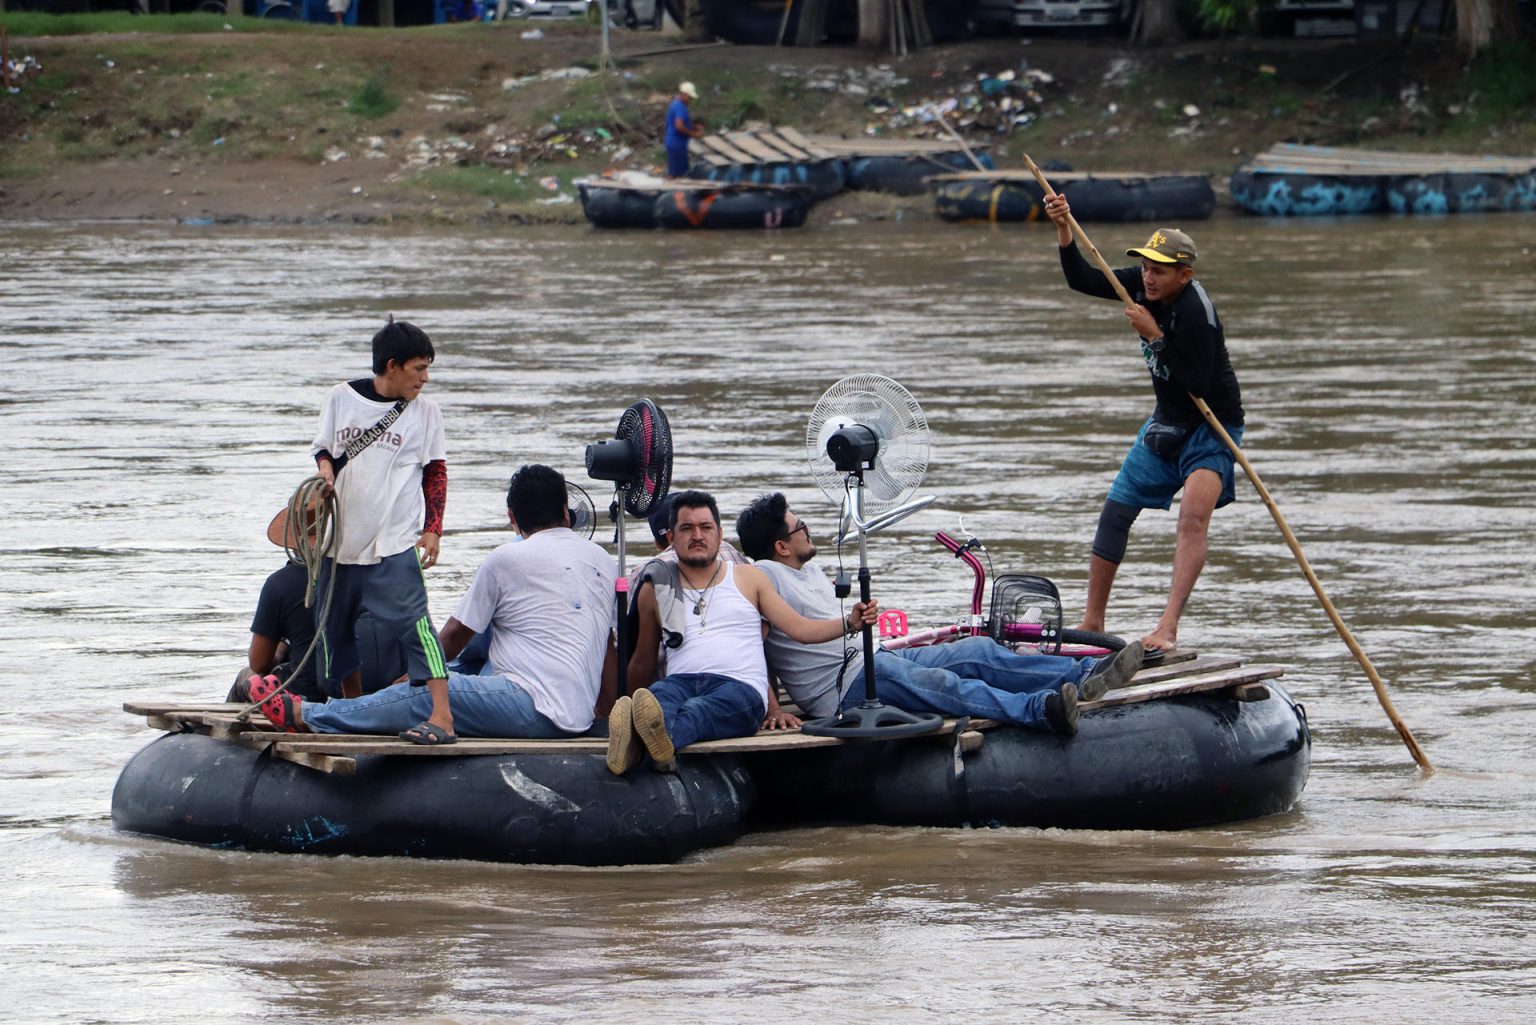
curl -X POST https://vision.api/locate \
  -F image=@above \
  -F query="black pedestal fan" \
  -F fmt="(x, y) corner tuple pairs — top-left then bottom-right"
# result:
(585, 399), (673, 685)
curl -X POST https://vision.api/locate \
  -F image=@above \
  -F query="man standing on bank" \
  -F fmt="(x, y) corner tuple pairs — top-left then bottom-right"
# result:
(663, 81), (704, 179)
(1045, 194), (1245, 656)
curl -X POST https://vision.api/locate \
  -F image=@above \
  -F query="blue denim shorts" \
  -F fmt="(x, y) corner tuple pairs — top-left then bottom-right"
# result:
(1107, 416), (1245, 511)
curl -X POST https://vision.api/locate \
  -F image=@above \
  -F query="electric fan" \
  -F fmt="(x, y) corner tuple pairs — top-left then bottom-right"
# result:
(585, 399), (674, 682)
(801, 375), (944, 739)
(566, 481), (598, 541)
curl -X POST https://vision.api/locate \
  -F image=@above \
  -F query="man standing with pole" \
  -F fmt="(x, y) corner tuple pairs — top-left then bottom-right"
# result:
(1044, 194), (1243, 658)
(1034, 157), (1430, 771)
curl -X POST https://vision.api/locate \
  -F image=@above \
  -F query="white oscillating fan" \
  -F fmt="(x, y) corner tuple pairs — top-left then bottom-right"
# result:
(801, 375), (943, 739)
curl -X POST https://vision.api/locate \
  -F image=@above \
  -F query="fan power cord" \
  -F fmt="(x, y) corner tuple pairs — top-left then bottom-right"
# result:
(236, 475), (340, 723)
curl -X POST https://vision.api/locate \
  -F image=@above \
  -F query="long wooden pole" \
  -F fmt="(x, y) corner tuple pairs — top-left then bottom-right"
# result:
(1022, 153), (1433, 772)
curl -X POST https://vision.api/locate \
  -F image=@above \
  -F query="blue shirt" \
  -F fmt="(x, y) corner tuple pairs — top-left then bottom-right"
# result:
(664, 97), (692, 148)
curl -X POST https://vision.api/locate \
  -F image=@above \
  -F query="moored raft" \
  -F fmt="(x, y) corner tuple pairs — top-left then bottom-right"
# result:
(1230, 143), (1536, 217)
(112, 652), (1309, 865)
(689, 128), (849, 201)
(931, 170), (1216, 223)
(575, 173), (812, 230)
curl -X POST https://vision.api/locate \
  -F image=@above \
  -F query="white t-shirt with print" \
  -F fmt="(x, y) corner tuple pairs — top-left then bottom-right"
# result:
(311, 383), (446, 566)
(452, 528), (617, 733)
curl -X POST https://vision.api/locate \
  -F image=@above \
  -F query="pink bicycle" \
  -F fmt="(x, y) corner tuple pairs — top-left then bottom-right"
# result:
(877, 529), (1126, 659)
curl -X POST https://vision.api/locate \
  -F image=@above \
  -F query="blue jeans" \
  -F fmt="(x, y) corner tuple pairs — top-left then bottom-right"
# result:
(301, 671), (571, 738)
(840, 637), (1093, 731)
(665, 140), (691, 177)
(647, 673), (765, 750)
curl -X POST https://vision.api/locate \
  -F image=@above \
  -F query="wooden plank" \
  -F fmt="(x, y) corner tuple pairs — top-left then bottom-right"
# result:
(1246, 142), (1536, 175)
(721, 132), (797, 163)
(928, 170), (1181, 183)
(1126, 653), (1243, 685)
(273, 749), (357, 775)
(754, 132), (812, 161)
(775, 126), (839, 159)
(1230, 683), (1271, 702)
(125, 701), (245, 715)
(1083, 664), (1285, 710)
(696, 135), (760, 165)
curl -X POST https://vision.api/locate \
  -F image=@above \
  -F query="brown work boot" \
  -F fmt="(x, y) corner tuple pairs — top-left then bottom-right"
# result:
(1079, 640), (1144, 701)
(1044, 682), (1079, 737)
(605, 695), (642, 775)
(631, 687), (677, 772)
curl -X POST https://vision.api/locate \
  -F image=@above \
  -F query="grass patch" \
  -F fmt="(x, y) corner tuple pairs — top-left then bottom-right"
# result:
(0, 13), (316, 36)
(348, 72), (401, 119)
(1466, 40), (1536, 123)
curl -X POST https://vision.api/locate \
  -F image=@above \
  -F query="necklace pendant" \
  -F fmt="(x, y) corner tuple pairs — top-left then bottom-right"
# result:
(693, 598), (705, 615)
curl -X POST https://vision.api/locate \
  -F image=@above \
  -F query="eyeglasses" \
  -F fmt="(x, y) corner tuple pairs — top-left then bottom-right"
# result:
(785, 521), (811, 541)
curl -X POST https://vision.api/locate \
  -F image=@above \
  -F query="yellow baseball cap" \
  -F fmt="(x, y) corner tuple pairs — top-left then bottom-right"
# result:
(1127, 227), (1197, 265)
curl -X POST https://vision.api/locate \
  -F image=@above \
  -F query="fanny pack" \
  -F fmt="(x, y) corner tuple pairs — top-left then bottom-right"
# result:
(1142, 415), (1192, 459)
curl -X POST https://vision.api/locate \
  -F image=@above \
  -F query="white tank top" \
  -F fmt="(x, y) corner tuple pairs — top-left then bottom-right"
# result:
(667, 563), (769, 711)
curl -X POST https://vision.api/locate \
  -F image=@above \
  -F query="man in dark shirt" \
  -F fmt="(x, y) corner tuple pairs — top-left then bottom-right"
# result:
(1046, 194), (1245, 655)
(227, 508), (406, 703)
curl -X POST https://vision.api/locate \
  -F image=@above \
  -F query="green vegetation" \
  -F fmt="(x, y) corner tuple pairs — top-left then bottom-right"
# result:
(349, 72), (401, 119)
(1466, 40), (1536, 121)
(0, 12), (313, 35)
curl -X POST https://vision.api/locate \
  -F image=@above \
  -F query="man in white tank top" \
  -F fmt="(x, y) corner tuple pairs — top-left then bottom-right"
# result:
(608, 491), (879, 775)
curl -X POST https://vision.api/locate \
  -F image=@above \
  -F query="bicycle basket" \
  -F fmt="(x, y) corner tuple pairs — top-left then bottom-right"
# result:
(989, 574), (1065, 653)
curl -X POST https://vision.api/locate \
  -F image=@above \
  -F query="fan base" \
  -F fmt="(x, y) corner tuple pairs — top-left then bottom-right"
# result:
(800, 702), (945, 740)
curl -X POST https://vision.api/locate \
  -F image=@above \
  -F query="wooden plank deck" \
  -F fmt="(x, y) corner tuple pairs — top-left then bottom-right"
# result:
(691, 127), (978, 167)
(1246, 142), (1536, 176)
(126, 652), (1282, 774)
(929, 170), (1202, 184)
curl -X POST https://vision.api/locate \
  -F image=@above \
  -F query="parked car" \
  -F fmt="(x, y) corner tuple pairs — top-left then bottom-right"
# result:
(977, 0), (1127, 32)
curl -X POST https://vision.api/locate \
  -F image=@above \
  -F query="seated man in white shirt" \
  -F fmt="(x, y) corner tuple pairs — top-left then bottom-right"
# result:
(252, 465), (617, 742)
(734, 492), (1143, 738)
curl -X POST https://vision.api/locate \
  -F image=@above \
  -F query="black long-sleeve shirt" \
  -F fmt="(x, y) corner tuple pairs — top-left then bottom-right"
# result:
(1059, 242), (1244, 428)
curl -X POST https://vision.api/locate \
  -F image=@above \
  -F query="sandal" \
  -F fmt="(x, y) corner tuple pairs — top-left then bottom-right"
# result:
(248, 675), (302, 733)
(399, 721), (457, 746)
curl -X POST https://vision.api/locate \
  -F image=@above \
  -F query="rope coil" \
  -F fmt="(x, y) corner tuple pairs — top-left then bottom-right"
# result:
(236, 476), (340, 722)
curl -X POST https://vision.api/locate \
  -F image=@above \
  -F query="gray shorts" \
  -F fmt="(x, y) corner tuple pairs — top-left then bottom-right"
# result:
(316, 548), (446, 696)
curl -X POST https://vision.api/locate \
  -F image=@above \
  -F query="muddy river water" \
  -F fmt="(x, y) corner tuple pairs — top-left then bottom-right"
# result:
(3, 213), (1534, 1023)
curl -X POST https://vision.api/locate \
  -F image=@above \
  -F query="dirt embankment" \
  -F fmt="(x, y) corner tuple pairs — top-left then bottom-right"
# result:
(0, 20), (1527, 225)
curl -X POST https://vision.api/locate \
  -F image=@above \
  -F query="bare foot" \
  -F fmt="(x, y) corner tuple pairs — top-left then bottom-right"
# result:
(1140, 629), (1177, 653)
(1075, 619), (1105, 634)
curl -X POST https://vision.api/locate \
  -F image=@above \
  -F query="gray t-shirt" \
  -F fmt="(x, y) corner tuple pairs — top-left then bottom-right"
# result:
(756, 560), (864, 719)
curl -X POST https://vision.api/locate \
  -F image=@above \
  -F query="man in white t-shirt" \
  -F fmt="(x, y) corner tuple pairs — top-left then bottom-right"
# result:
(300, 320), (453, 745)
(734, 492), (1145, 738)
(253, 465), (617, 740)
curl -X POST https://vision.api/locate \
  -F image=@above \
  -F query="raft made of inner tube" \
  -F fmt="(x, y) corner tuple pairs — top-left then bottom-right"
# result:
(111, 730), (755, 866)
(576, 174), (812, 230)
(749, 676), (1309, 831)
(845, 150), (993, 195)
(691, 128), (848, 201)
(932, 171), (1216, 223)
(1231, 142), (1536, 217)
(114, 653), (1305, 864)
